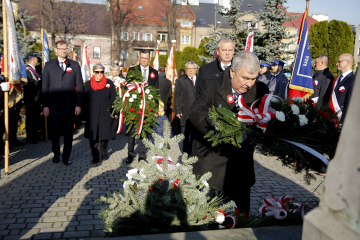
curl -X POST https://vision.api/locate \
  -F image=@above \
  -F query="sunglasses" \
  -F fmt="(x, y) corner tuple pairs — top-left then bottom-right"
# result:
(94, 71), (104, 74)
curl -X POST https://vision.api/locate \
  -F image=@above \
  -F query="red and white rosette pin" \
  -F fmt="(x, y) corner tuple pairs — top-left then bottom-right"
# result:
(150, 72), (155, 79)
(313, 80), (318, 86)
(227, 94), (234, 104)
(259, 195), (297, 222)
(106, 84), (110, 88)
(117, 82), (148, 134)
(339, 86), (345, 93)
(237, 94), (279, 133)
(66, 67), (72, 73)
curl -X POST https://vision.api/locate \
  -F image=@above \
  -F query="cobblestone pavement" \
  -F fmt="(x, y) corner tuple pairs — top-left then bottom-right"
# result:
(0, 126), (325, 239)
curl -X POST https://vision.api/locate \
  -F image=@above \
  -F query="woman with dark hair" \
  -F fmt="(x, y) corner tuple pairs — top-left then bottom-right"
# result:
(81, 64), (117, 163)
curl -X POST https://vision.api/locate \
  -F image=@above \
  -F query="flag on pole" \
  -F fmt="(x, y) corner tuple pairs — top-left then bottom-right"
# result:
(245, 31), (254, 52)
(81, 45), (91, 82)
(165, 42), (177, 84)
(41, 29), (50, 69)
(152, 48), (159, 71)
(287, 10), (314, 99)
(2, 0), (27, 107)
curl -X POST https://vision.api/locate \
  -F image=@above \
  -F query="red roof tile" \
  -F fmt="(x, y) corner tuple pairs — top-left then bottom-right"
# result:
(283, 12), (318, 31)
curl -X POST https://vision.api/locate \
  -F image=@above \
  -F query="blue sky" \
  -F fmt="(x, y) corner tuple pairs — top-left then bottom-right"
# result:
(81, 0), (360, 26)
(285, 0), (360, 26)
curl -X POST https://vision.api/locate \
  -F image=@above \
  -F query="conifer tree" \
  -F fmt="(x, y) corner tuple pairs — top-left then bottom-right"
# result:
(254, 0), (297, 62)
(309, 21), (329, 58)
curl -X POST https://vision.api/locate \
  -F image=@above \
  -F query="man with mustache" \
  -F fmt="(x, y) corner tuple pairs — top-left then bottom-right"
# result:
(189, 51), (269, 215)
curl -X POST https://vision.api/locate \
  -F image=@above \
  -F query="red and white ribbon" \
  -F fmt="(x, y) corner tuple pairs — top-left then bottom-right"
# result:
(259, 195), (303, 222)
(329, 76), (342, 120)
(237, 94), (278, 132)
(117, 82), (148, 134)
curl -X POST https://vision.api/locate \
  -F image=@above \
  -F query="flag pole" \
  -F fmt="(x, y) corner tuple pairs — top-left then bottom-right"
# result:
(3, 0), (9, 175)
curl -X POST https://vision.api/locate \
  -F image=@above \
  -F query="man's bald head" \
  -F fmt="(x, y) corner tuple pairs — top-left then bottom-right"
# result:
(337, 53), (354, 73)
(314, 54), (329, 71)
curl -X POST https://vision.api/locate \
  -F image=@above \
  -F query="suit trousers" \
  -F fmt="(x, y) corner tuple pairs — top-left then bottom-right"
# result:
(25, 102), (40, 140)
(49, 115), (74, 159)
(9, 102), (21, 142)
(127, 127), (148, 159)
(90, 139), (108, 160)
(181, 120), (194, 154)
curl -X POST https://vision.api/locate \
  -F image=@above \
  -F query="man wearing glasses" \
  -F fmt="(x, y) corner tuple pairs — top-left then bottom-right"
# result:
(330, 53), (355, 125)
(174, 61), (198, 155)
(42, 40), (83, 165)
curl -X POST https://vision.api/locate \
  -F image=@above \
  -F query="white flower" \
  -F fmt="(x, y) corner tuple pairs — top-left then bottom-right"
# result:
(139, 104), (142, 109)
(123, 180), (134, 189)
(214, 211), (225, 224)
(132, 94), (137, 99)
(291, 104), (300, 115)
(275, 111), (286, 122)
(148, 94), (153, 100)
(145, 89), (150, 94)
(129, 98), (134, 103)
(125, 92), (130, 97)
(299, 114), (308, 126)
(126, 168), (138, 180)
(271, 97), (279, 103)
(139, 169), (146, 178)
(203, 181), (209, 188)
(176, 163), (181, 167)
(291, 97), (303, 102)
(218, 225), (226, 229)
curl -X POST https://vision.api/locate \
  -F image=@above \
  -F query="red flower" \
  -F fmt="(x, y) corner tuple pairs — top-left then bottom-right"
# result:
(333, 118), (340, 127)
(289, 100), (294, 105)
(137, 110), (142, 115)
(243, 210), (248, 219)
(143, 121), (146, 123)
(148, 101), (151, 104)
(132, 117), (136, 120)
(306, 99), (314, 104)
(117, 87), (119, 90)
(318, 110), (329, 119)
(129, 108), (134, 112)
(150, 72), (155, 79)
(148, 108), (152, 112)
(145, 114), (148, 117)
(227, 94), (234, 104)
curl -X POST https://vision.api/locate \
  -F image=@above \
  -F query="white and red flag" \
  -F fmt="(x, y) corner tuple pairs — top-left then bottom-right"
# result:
(245, 31), (254, 52)
(152, 48), (159, 71)
(165, 41), (177, 84)
(81, 45), (91, 81)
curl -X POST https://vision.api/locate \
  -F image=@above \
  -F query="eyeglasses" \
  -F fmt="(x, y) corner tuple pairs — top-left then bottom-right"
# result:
(94, 71), (104, 74)
(337, 60), (347, 63)
(57, 48), (68, 51)
(186, 68), (197, 70)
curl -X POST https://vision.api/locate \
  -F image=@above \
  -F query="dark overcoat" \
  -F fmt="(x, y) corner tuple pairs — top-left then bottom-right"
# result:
(128, 65), (159, 89)
(158, 72), (172, 111)
(174, 74), (197, 126)
(189, 68), (269, 191)
(82, 79), (116, 140)
(42, 58), (83, 116)
(24, 65), (41, 105)
(196, 58), (225, 94)
(310, 67), (334, 103)
(274, 71), (289, 98)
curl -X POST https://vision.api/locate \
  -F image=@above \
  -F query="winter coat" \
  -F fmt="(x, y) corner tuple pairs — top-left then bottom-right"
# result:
(158, 72), (172, 111)
(310, 67), (334, 103)
(196, 57), (227, 94)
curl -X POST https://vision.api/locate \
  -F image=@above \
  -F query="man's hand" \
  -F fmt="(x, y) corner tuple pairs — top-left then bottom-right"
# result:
(176, 113), (182, 119)
(81, 121), (86, 123)
(43, 107), (49, 117)
(75, 106), (81, 115)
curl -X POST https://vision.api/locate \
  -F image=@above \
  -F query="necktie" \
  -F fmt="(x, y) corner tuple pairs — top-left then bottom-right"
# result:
(142, 69), (147, 81)
(233, 92), (240, 110)
(223, 65), (229, 70)
(336, 74), (343, 88)
(60, 62), (65, 71)
(190, 77), (194, 85)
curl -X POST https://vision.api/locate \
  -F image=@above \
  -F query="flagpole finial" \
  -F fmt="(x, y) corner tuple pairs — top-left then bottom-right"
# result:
(306, 0), (310, 9)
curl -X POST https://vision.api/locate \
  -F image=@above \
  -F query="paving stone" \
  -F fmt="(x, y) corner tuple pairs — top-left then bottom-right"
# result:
(63, 231), (90, 238)
(33, 233), (53, 239)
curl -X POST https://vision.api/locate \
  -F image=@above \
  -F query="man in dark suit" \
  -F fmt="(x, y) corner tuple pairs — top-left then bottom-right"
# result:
(24, 52), (42, 144)
(42, 40), (83, 165)
(157, 66), (172, 119)
(125, 49), (159, 164)
(330, 53), (355, 125)
(189, 51), (269, 215)
(174, 61), (197, 154)
(310, 54), (334, 103)
(196, 37), (235, 94)
(269, 58), (288, 98)
(257, 60), (272, 84)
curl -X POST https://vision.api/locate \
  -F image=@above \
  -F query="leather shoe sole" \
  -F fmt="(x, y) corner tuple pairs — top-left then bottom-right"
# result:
(63, 159), (72, 165)
(53, 155), (60, 163)
(125, 157), (133, 164)
(92, 158), (100, 164)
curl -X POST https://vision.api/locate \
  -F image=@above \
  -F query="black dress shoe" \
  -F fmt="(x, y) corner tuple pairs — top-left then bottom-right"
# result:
(125, 157), (133, 164)
(63, 159), (72, 165)
(92, 158), (100, 164)
(53, 154), (60, 163)
(101, 152), (108, 161)
(138, 158), (147, 162)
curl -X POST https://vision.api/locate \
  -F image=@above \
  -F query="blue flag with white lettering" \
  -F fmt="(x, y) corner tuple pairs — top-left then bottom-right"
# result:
(42, 29), (50, 69)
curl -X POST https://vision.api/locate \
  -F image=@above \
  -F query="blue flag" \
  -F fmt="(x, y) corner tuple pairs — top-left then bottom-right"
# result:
(42, 29), (50, 69)
(288, 12), (314, 99)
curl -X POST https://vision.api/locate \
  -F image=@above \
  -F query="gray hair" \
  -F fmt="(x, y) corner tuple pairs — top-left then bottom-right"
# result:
(232, 51), (260, 74)
(216, 37), (235, 50)
(92, 64), (105, 72)
(110, 64), (120, 71)
(185, 61), (198, 69)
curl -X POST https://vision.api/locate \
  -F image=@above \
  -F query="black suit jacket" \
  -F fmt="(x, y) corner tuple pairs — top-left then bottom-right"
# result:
(42, 58), (83, 116)
(333, 71), (355, 123)
(173, 74), (197, 126)
(189, 68), (269, 191)
(128, 65), (159, 89)
(311, 68), (334, 103)
(158, 72), (172, 111)
(24, 65), (41, 104)
(196, 57), (225, 94)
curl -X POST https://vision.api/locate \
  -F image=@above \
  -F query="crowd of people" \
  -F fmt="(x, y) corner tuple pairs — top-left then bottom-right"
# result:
(0, 37), (356, 215)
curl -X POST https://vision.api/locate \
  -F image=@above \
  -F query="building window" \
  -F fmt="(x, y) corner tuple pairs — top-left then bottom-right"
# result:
(181, 21), (191, 27)
(217, 21), (221, 25)
(182, 13), (187, 17)
(358, 48), (360, 55)
(133, 50), (140, 60)
(120, 32), (128, 41)
(159, 51), (167, 55)
(200, 19), (205, 24)
(157, 33), (167, 42)
(161, 16), (166, 21)
(93, 46), (101, 59)
(248, 4), (253, 8)
(140, 15), (144, 20)
(120, 50), (128, 60)
(73, 46), (81, 61)
(181, 35), (190, 44)
(138, 5), (143, 9)
(242, 21), (258, 29)
(134, 32), (140, 41)
(143, 33), (152, 41)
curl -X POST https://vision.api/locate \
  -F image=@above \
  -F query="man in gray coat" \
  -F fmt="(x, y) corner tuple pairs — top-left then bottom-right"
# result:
(174, 61), (197, 154)
(269, 58), (288, 98)
(257, 60), (272, 84)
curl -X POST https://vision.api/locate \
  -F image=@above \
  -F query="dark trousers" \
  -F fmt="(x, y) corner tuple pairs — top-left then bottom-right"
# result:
(49, 115), (74, 159)
(181, 120), (194, 154)
(127, 127), (148, 159)
(90, 139), (108, 160)
(9, 102), (21, 142)
(25, 102), (40, 140)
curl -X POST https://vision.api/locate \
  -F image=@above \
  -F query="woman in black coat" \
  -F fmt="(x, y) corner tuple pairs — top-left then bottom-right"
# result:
(81, 64), (117, 163)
